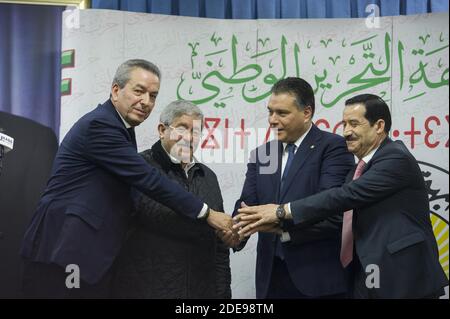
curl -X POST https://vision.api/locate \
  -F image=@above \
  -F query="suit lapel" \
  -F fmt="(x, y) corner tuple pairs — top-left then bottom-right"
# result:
(104, 99), (138, 150)
(279, 125), (321, 200)
(349, 137), (392, 180)
(345, 166), (356, 183)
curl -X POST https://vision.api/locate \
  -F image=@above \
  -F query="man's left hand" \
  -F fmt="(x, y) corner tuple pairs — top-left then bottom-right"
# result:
(233, 204), (279, 238)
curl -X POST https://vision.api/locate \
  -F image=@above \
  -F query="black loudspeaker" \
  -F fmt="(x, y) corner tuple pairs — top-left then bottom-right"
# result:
(0, 111), (58, 298)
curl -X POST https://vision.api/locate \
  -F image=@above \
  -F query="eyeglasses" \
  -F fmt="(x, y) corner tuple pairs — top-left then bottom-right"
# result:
(167, 125), (201, 138)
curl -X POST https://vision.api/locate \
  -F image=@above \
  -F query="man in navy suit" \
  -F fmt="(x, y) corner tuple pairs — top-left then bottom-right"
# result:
(225, 77), (354, 298)
(20, 59), (232, 298)
(235, 94), (447, 298)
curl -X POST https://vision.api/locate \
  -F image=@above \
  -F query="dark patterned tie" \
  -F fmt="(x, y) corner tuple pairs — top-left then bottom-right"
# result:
(127, 127), (137, 150)
(275, 143), (296, 259)
(281, 143), (296, 191)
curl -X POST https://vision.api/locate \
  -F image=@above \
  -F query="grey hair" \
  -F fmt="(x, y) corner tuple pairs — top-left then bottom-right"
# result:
(160, 100), (204, 126)
(112, 59), (161, 88)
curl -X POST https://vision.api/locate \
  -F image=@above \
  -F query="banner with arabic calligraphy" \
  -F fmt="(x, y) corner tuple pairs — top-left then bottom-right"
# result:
(61, 9), (449, 298)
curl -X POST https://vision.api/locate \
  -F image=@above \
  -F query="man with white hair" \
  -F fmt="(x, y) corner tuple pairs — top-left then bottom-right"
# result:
(113, 100), (231, 298)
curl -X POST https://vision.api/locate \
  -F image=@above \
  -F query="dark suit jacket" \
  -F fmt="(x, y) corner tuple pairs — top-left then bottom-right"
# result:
(235, 125), (354, 298)
(20, 100), (204, 284)
(291, 138), (448, 298)
(0, 112), (58, 298)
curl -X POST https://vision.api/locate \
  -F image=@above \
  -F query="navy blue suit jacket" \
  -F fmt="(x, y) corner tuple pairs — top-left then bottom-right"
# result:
(235, 125), (354, 298)
(21, 100), (203, 284)
(290, 138), (447, 298)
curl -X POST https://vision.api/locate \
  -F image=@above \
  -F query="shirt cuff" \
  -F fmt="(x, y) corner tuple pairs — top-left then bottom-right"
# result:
(197, 203), (209, 219)
(280, 231), (291, 242)
(286, 202), (293, 219)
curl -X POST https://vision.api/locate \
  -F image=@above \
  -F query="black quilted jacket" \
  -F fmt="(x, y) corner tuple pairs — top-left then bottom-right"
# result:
(112, 140), (231, 299)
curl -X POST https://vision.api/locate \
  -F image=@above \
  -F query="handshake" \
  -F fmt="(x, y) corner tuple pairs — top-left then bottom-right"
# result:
(207, 203), (282, 248)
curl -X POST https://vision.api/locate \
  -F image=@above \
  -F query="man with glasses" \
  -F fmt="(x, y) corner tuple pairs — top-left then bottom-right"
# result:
(112, 100), (231, 299)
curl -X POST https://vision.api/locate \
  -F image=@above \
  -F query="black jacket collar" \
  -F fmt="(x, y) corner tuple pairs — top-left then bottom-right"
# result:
(150, 140), (204, 176)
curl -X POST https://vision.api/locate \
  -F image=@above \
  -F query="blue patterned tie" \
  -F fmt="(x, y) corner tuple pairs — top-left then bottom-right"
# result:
(275, 143), (296, 260)
(281, 143), (296, 189)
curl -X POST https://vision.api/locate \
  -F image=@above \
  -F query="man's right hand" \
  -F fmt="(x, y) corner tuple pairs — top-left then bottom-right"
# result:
(207, 209), (233, 232)
(216, 229), (241, 248)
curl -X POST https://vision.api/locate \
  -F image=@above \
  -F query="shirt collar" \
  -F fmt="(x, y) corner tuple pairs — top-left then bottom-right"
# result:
(114, 106), (132, 129)
(161, 144), (198, 174)
(359, 146), (378, 164)
(282, 123), (313, 153)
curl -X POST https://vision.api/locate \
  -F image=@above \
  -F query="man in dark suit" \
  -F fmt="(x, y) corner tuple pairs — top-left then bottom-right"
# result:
(224, 77), (354, 298)
(235, 94), (448, 298)
(20, 59), (232, 298)
(0, 112), (58, 298)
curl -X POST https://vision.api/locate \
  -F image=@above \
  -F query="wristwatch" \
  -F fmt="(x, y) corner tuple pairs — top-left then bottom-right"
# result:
(203, 207), (211, 220)
(276, 204), (286, 221)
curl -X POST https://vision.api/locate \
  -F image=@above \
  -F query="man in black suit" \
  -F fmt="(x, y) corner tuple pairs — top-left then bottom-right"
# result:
(235, 94), (448, 298)
(0, 112), (58, 298)
(20, 59), (233, 298)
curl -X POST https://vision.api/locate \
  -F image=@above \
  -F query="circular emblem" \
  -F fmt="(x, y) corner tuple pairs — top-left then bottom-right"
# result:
(417, 161), (449, 285)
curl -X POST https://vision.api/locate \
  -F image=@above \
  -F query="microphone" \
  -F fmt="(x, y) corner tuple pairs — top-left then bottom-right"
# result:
(0, 131), (14, 176)
(0, 131), (14, 154)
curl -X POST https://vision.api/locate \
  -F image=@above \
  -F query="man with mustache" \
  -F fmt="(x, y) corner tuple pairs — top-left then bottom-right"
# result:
(20, 59), (233, 298)
(235, 94), (447, 298)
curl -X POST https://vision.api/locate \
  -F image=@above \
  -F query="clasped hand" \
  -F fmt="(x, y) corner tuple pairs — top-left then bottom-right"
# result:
(233, 203), (281, 240)
(208, 203), (282, 247)
(207, 209), (240, 247)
